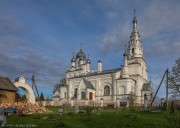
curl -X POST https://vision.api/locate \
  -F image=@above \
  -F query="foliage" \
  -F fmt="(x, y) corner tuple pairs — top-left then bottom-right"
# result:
(53, 78), (66, 93)
(40, 92), (45, 101)
(164, 111), (180, 128)
(15, 93), (21, 102)
(170, 101), (175, 113)
(168, 58), (180, 95)
(6, 106), (170, 128)
(19, 95), (27, 102)
(84, 106), (94, 116)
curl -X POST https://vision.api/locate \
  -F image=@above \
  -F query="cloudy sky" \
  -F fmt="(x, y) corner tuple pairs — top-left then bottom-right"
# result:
(0, 0), (179, 98)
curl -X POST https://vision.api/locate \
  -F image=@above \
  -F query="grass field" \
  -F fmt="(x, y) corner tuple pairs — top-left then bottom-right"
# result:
(4, 106), (179, 128)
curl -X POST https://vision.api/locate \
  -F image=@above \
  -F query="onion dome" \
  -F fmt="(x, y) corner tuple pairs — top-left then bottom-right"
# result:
(86, 54), (91, 63)
(123, 45), (128, 57)
(71, 52), (76, 62)
(76, 44), (86, 60)
(86, 59), (91, 64)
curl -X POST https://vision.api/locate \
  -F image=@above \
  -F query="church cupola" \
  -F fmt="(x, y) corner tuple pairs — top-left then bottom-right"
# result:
(86, 55), (91, 73)
(71, 52), (76, 63)
(121, 47), (130, 78)
(86, 54), (91, 64)
(76, 44), (86, 61)
(128, 10), (143, 59)
(76, 44), (86, 67)
(71, 52), (76, 70)
(98, 60), (102, 73)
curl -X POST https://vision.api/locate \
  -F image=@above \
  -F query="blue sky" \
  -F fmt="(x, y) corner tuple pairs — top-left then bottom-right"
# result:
(0, 0), (179, 98)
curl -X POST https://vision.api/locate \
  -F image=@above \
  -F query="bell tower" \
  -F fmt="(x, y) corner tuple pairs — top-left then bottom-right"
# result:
(126, 10), (148, 80)
(128, 10), (143, 59)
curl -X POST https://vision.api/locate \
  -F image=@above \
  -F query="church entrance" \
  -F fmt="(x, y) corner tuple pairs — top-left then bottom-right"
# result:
(89, 92), (93, 100)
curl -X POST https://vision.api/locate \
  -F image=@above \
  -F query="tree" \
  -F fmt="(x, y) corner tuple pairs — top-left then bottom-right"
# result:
(53, 78), (66, 93)
(20, 95), (27, 102)
(40, 92), (45, 101)
(168, 58), (180, 95)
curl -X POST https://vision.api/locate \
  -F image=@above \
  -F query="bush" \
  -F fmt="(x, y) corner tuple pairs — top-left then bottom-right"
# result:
(164, 111), (180, 128)
(85, 106), (93, 115)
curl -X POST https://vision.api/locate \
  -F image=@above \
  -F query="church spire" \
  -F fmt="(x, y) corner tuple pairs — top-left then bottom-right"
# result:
(133, 9), (138, 33)
(127, 9), (143, 59)
(123, 45), (128, 67)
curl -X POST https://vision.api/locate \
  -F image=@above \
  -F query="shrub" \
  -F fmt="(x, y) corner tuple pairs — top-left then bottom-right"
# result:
(164, 111), (180, 128)
(85, 106), (93, 116)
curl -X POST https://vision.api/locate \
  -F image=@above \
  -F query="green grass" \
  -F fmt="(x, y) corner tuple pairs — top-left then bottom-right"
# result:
(4, 106), (172, 128)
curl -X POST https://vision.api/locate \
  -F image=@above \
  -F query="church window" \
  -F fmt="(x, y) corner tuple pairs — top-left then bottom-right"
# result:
(74, 88), (78, 98)
(132, 48), (134, 54)
(81, 92), (86, 100)
(119, 86), (125, 95)
(104, 86), (110, 96)
(64, 92), (66, 98)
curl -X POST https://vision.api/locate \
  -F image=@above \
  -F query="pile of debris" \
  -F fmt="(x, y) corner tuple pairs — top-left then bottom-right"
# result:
(0, 102), (52, 114)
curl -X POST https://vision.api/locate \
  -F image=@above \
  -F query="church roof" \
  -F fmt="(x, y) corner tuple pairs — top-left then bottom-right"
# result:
(0, 76), (18, 92)
(52, 95), (60, 98)
(83, 78), (94, 89)
(69, 68), (121, 79)
(142, 83), (151, 91)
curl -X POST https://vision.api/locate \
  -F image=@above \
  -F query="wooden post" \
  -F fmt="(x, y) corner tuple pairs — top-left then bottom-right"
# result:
(150, 70), (166, 107)
(115, 77), (118, 114)
(32, 75), (42, 106)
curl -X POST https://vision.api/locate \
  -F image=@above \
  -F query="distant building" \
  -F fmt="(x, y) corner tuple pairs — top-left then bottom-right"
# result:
(57, 14), (153, 106)
(0, 76), (18, 103)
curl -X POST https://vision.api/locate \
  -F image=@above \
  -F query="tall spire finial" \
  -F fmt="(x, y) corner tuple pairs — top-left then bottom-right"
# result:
(133, 9), (137, 23)
(134, 9), (136, 16)
(80, 43), (83, 51)
(123, 45), (127, 56)
(71, 52), (76, 62)
(125, 45), (127, 52)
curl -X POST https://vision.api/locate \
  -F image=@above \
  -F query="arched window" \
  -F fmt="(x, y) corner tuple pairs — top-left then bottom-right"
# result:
(74, 88), (78, 98)
(64, 92), (66, 98)
(132, 48), (134, 54)
(81, 92), (86, 100)
(104, 86), (110, 96)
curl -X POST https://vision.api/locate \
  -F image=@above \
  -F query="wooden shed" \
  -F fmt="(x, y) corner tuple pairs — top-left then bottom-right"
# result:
(0, 76), (18, 103)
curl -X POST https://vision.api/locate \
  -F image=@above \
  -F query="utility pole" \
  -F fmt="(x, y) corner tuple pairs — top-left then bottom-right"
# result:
(150, 70), (167, 107)
(32, 75), (42, 106)
(166, 68), (169, 110)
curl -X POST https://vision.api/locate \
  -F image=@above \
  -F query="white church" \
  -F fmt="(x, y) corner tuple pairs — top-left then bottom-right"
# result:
(53, 14), (153, 107)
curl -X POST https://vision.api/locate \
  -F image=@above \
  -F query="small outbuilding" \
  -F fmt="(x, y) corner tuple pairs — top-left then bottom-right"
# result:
(0, 76), (18, 103)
